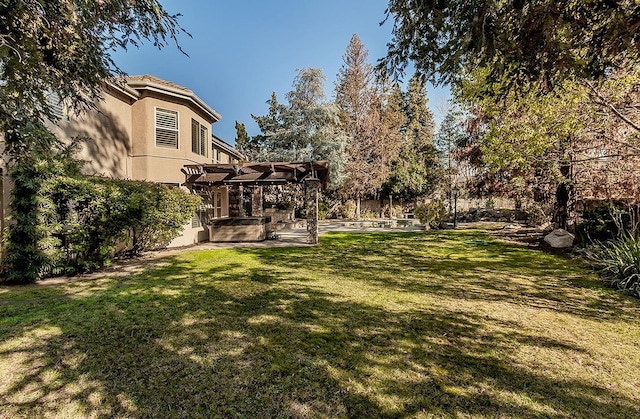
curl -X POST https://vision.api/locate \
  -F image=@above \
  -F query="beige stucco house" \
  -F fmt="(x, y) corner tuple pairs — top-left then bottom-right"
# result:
(13, 74), (244, 247)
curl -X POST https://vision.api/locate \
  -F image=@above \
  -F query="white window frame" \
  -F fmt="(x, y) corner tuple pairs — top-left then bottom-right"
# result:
(214, 190), (223, 219)
(155, 107), (179, 149)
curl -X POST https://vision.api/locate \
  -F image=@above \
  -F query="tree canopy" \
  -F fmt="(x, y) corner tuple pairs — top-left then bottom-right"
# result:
(251, 68), (348, 187)
(454, 66), (640, 227)
(0, 0), (185, 156)
(380, 1), (640, 91)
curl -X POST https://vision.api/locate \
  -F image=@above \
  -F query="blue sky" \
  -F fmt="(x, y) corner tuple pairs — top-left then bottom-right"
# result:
(112, 0), (451, 145)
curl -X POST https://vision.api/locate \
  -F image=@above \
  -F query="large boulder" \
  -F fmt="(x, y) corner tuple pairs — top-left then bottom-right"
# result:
(544, 228), (575, 248)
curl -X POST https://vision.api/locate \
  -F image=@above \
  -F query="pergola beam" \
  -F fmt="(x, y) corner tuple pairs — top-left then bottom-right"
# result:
(181, 161), (330, 190)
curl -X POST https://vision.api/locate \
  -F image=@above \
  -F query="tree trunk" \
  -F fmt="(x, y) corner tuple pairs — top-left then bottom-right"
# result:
(553, 161), (575, 231)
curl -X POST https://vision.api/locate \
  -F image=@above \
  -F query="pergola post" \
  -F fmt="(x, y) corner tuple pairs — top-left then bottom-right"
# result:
(228, 185), (243, 217)
(251, 186), (263, 217)
(305, 179), (319, 244)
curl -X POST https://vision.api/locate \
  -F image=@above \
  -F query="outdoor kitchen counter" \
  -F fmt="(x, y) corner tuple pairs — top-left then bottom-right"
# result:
(209, 217), (272, 242)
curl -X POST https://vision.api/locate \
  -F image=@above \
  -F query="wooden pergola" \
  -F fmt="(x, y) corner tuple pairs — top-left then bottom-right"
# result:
(181, 161), (329, 243)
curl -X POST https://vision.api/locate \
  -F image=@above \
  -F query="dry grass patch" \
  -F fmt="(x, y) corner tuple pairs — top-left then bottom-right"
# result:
(1, 230), (639, 418)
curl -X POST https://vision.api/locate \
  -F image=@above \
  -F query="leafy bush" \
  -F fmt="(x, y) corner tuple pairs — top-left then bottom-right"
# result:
(47, 176), (199, 272)
(522, 200), (553, 227)
(318, 201), (329, 220)
(4, 173), (199, 283)
(582, 233), (640, 298)
(414, 202), (447, 229)
(339, 200), (357, 219)
(276, 200), (295, 211)
(381, 204), (404, 218)
(360, 209), (378, 219)
(575, 203), (633, 245)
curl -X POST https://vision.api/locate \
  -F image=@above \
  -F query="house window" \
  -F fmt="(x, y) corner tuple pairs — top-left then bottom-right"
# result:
(46, 91), (68, 120)
(191, 119), (208, 156)
(155, 108), (179, 148)
(214, 190), (223, 218)
(192, 204), (207, 228)
(212, 148), (220, 163)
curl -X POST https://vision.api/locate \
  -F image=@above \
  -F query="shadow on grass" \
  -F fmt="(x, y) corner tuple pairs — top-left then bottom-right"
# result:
(265, 231), (638, 322)
(1, 231), (639, 417)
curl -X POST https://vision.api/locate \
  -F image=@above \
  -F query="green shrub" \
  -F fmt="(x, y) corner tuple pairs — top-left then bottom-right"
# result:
(276, 200), (295, 211)
(318, 201), (329, 220)
(582, 233), (640, 298)
(361, 209), (378, 219)
(339, 200), (357, 219)
(4, 172), (199, 283)
(414, 202), (447, 229)
(381, 204), (404, 218)
(575, 203), (631, 245)
(521, 199), (553, 227)
(45, 176), (200, 272)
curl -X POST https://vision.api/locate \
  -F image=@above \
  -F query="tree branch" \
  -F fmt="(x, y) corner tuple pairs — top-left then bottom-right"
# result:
(584, 80), (640, 132)
(572, 153), (640, 163)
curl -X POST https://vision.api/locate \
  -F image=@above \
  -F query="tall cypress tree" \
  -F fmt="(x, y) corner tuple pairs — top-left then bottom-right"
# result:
(385, 74), (442, 201)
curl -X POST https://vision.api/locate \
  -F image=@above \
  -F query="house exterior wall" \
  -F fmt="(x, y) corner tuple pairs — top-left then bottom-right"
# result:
(129, 94), (214, 183)
(51, 87), (134, 179)
(0, 76), (241, 251)
(125, 91), (220, 248)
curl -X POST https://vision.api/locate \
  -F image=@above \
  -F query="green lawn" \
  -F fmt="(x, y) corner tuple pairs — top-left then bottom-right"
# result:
(1, 230), (639, 418)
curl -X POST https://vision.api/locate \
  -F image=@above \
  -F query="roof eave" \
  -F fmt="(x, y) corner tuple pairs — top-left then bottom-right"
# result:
(127, 80), (222, 123)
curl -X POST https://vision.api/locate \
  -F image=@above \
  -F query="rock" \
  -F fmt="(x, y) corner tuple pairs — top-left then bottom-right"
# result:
(544, 228), (575, 248)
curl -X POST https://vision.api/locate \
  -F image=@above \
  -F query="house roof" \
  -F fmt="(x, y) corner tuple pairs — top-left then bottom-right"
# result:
(212, 134), (245, 161)
(125, 74), (222, 123)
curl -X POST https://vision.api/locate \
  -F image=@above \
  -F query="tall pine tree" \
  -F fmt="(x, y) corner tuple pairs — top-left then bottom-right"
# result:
(335, 34), (402, 217)
(234, 121), (252, 161)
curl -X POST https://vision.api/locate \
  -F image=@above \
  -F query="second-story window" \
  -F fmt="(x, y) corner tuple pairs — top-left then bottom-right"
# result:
(155, 108), (179, 148)
(191, 119), (208, 156)
(46, 91), (69, 121)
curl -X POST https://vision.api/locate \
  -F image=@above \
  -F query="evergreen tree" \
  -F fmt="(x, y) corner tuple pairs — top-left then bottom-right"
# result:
(435, 104), (466, 212)
(385, 74), (441, 201)
(335, 33), (402, 217)
(251, 69), (348, 187)
(234, 121), (254, 161)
